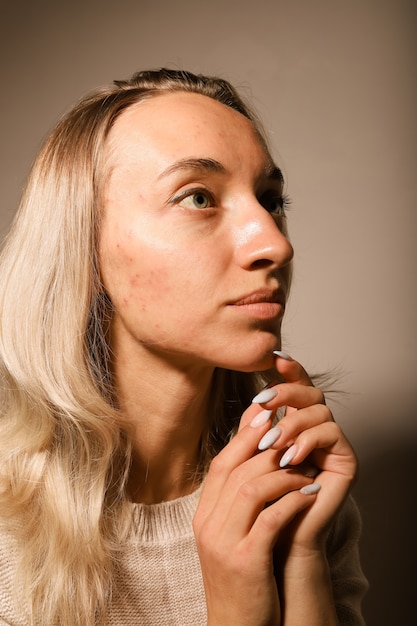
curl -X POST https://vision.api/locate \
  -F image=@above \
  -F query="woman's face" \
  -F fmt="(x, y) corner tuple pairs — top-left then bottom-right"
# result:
(99, 91), (293, 373)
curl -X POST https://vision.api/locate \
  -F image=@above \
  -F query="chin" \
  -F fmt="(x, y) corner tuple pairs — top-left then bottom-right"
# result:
(238, 352), (276, 373)
(217, 344), (279, 373)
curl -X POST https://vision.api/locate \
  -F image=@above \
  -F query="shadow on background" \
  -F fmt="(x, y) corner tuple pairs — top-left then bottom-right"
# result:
(352, 434), (415, 626)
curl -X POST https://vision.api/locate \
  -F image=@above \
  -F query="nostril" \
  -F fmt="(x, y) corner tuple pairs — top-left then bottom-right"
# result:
(250, 258), (274, 269)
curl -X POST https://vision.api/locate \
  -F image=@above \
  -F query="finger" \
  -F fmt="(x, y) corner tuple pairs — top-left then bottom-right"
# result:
(258, 403), (334, 453)
(273, 351), (313, 387)
(238, 400), (275, 431)
(214, 469), (315, 541)
(197, 410), (275, 518)
(240, 353), (320, 431)
(199, 449), (288, 531)
(248, 488), (319, 553)
(253, 383), (325, 412)
(277, 421), (357, 478)
(273, 352), (324, 416)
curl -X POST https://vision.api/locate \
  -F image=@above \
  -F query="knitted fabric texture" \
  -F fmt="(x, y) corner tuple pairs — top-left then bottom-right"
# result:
(0, 487), (368, 625)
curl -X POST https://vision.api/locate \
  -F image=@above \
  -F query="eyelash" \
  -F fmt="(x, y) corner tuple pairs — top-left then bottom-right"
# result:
(259, 192), (291, 216)
(170, 187), (291, 216)
(171, 188), (215, 210)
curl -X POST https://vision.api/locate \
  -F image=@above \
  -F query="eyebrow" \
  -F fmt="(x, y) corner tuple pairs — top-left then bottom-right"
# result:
(157, 156), (284, 185)
(264, 164), (284, 185)
(157, 158), (226, 180)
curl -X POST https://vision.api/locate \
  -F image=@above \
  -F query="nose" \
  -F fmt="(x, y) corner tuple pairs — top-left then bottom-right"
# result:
(232, 206), (294, 271)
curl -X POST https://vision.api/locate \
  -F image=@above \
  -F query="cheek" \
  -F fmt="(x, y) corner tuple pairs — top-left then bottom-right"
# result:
(100, 217), (216, 322)
(101, 236), (190, 316)
(126, 266), (174, 312)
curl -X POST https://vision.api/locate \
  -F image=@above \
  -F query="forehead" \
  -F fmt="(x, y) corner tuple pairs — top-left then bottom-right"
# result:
(105, 91), (272, 172)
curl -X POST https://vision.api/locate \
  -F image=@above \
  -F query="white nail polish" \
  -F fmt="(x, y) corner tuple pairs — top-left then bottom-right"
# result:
(258, 426), (282, 451)
(279, 443), (298, 467)
(300, 483), (321, 495)
(273, 350), (293, 361)
(252, 388), (278, 404)
(249, 409), (273, 428)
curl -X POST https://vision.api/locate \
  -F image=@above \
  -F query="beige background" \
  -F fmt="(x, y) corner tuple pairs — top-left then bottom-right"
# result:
(1, 0), (415, 623)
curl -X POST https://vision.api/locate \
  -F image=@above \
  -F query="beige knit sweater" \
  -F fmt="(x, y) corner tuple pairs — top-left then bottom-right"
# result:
(0, 487), (368, 625)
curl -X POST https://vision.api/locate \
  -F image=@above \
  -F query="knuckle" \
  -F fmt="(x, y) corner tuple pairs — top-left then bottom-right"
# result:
(236, 479), (259, 502)
(258, 492), (309, 531)
(306, 402), (333, 424)
(257, 505), (286, 533)
(316, 389), (326, 404)
(193, 519), (216, 549)
(208, 453), (229, 476)
(326, 420), (342, 436)
(319, 404), (333, 422)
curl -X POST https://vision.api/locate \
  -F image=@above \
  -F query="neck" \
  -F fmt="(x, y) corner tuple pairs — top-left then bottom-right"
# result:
(112, 340), (215, 504)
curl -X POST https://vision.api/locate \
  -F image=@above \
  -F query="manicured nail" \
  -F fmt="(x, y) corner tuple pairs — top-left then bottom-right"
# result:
(252, 388), (278, 404)
(279, 444), (298, 467)
(273, 350), (293, 361)
(258, 426), (282, 451)
(300, 483), (321, 495)
(250, 409), (273, 428)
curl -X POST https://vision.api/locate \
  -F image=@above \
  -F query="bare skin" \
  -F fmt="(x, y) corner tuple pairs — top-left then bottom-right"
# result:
(194, 354), (355, 625)
(100, 91), (293, 502)
(99, 91), (357, 623)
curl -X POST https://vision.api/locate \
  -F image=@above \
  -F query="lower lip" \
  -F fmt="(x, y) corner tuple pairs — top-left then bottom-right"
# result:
(230, 302), (284, 320)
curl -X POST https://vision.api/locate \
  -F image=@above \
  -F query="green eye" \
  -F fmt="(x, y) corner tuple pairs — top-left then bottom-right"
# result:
(179, 191), (211, 209)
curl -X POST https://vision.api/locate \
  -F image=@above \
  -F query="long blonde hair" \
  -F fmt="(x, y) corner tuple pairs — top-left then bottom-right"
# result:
(0, 69), (280, 625)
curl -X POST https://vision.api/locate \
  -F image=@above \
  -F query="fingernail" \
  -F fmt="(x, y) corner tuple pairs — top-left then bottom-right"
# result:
(252, 388), (278, 404)
(250, 409), (273, 428)
(258, 426), (282, 450)
(273, 350), (293, 361)
(300, 483), (321, 495)
(279, 444), (298, 467)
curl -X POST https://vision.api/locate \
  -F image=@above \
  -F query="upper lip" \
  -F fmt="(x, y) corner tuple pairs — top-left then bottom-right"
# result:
(229, 288), (285, 306)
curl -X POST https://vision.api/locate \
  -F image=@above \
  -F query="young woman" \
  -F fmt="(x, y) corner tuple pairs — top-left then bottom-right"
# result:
(0, 68), (368, 625)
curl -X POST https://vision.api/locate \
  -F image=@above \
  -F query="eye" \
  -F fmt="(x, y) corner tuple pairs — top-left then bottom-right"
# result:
(259, 191), (291, 216)
(176, 189), (213, 210)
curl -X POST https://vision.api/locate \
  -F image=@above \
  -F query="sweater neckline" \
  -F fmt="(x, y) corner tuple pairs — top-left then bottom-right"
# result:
(128, 483), (203, 543)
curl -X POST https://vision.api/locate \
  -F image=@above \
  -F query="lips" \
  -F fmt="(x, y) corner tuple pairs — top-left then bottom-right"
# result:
(230, 288), (285, 307)
(228, 288), (286, 320)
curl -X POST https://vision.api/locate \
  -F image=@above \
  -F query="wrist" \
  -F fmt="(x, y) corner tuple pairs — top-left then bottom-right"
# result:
(276, 551), (338, 626)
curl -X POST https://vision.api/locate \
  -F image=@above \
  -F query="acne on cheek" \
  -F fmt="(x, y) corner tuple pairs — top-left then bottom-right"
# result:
(124, 268), (173, 309)
(108, 237), (175, 308)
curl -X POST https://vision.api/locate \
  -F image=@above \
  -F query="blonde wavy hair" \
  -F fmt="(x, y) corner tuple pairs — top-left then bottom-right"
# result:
(0, 68), (283, 625)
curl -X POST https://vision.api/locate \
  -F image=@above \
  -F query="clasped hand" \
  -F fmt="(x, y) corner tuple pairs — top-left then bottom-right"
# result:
(193, 353), (357, 626)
